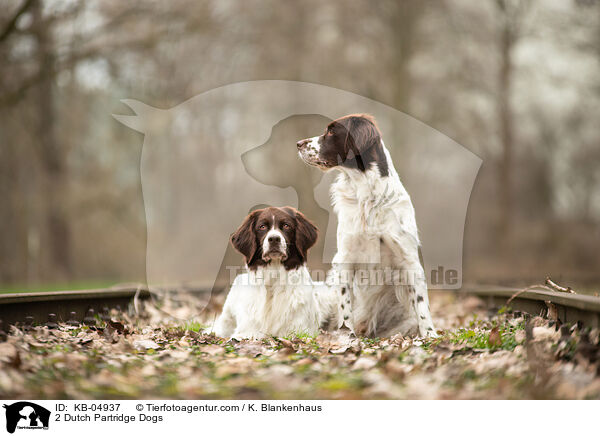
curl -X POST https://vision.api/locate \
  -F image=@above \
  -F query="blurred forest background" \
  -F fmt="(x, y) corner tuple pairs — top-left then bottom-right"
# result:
(1, 0), (599, 291)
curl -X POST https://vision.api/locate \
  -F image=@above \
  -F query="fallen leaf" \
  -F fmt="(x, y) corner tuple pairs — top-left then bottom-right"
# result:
(488, 327), (502, 347)
(278, 338), (294, 349)
(108, 320), (128, 334)
(133, 339), (160, 350)
(236, 341), (268, 357)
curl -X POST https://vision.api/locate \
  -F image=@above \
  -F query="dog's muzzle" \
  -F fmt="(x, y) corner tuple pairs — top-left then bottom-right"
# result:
(296, 136), (324, 167)
(262, 231), (287, 262)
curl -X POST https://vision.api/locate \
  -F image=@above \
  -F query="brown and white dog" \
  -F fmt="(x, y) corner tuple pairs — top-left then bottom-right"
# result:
(213, 206), (337, 339)
(297, 114), (437, 337)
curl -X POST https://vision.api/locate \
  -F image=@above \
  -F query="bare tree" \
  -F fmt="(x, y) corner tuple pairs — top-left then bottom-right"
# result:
(494, 0), (531, 241)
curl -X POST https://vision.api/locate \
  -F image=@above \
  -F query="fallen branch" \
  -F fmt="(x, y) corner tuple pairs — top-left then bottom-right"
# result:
(507, 277), (576, 306)
(507, 283), (552, 305)
(544, 277), (575, 294)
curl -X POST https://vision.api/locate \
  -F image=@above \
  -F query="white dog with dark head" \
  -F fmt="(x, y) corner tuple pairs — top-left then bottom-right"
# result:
(297, 114), (437, 337)
(213, 206), (337, 340)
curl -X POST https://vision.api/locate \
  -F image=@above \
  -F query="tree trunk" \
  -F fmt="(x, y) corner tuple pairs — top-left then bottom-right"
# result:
(32, 0), (72, 280)
(388, 0), (424, 113)
(497, 13), (515, 243)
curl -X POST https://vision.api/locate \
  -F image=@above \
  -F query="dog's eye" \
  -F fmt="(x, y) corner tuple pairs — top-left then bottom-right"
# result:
(326, 128), (334, 136)
(258, 224), (267, 230)
(282, 223), (290, 230)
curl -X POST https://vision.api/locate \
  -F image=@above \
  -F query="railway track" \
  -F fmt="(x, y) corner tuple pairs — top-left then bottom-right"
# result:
(0, 284), (599, 330)
(0, 285), (150, 329)
(460, 285), (600, 328)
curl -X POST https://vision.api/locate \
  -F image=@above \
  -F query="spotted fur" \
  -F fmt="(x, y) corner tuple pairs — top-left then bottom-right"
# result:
(297, 114), (437, 338)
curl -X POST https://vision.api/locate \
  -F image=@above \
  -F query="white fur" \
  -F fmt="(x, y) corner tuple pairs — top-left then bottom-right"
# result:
(326, 141), (437, 337)
(262, 225), (287, 260)
(213, 263), (337, 340)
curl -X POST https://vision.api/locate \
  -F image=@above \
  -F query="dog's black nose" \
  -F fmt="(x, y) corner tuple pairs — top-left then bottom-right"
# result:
(268, 235), (281, 244)
(297, 139), (309, 149)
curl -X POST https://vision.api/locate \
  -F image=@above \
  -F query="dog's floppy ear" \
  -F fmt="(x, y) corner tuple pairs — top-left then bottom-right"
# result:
(231, 210), (261, 265)
(345, 116), (381, 167)
(294, 210), (318, 262)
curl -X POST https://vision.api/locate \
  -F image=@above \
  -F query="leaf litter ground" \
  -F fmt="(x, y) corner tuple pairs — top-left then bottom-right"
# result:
(1, 291), (599, 399)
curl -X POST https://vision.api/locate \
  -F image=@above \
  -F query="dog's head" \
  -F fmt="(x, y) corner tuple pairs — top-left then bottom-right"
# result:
(230, 206), (318, 270)
(296, 114), (389, 177)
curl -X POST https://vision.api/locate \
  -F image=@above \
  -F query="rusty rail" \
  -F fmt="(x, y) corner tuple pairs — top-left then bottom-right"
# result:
(0, 285), (150, 327)
(1, 284), (599, 330)
(460, 285), (600, 328)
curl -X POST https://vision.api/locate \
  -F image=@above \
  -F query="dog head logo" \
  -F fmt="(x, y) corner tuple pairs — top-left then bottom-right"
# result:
(113, 80), (481, 294)
(3, 402), (50, 433)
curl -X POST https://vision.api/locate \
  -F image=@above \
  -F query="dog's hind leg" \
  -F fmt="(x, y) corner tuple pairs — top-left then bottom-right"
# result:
(339, 283), (355, 333)
(412, 276), (437, 337)
(327, 263), (356, 335)
(383, 234), (437, 337)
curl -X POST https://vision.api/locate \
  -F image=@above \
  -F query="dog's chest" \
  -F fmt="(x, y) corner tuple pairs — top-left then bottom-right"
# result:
(252, 267), (319, 335)
(333, 174), (401, 232)
(332, 183), (398, 264)
(259, 286), (315, 334)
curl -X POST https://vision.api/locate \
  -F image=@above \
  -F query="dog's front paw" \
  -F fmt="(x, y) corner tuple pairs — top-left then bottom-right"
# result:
(421, 328), (439, 339)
